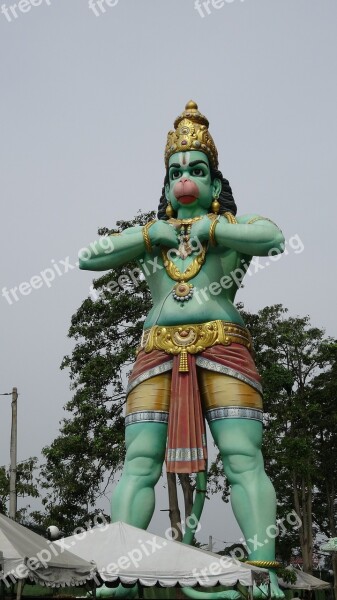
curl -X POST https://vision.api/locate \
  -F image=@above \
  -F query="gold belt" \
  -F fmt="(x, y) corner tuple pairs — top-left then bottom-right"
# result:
(139, 320), (252, 373)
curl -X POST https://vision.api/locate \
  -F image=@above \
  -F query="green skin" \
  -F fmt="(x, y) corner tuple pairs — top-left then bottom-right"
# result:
(80, 151), (285, 599)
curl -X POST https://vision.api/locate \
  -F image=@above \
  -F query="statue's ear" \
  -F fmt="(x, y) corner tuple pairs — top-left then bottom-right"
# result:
(212, 178), (221, 199)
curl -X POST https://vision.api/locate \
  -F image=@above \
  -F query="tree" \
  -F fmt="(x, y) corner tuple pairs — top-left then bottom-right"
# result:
(0, 457), (39, 522)
(309, 343), (337, 598)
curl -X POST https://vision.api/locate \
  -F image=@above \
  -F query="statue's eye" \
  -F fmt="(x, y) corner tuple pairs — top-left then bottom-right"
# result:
(171, 170), (181, 180)
(191, 168), (205, 177)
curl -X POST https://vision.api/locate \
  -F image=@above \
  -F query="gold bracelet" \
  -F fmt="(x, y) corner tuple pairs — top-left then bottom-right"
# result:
(209, 216), (219, 247)
(245, 560), (281, 569)
(209, 211), (237, 246)
(142, 220), (157, 253)
(247, 215), (278, 227)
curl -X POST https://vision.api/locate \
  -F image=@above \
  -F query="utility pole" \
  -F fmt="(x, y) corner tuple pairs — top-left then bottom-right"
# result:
(9, 387), (18, 520)
(208, 535), (213, 552)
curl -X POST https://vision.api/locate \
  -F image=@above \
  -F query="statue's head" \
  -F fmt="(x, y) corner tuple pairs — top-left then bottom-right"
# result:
(158, 101), (237, 219)
(165, 150), (221, 215)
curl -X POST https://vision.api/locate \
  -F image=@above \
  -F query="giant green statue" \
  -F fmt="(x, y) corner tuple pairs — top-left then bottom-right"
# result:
(80, 101), (285, 598)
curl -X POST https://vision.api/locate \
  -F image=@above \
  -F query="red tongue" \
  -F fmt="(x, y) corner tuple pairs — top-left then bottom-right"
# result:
(178, 195), (196, 205)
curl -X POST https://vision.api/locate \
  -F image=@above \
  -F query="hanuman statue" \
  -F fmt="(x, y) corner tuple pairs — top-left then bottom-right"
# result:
(80, 101), (285, 599)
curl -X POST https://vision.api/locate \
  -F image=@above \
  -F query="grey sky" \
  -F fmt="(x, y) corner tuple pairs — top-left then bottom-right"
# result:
(1, 0), (336, 547)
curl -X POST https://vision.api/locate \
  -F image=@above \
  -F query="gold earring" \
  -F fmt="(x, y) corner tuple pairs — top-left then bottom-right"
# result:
(166, 202), (174, 218)
(211, 196), (220, 215)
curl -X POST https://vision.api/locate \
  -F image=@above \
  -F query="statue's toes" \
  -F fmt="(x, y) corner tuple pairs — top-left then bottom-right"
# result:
(270, 583), (285, 599)
(253, 584), (266, 598)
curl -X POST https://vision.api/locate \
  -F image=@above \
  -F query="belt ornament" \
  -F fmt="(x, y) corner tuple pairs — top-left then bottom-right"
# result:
(139, 320), (252, 373)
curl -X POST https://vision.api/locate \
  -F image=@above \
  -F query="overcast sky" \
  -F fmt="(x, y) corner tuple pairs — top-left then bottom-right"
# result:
(1, 0), (336, 548)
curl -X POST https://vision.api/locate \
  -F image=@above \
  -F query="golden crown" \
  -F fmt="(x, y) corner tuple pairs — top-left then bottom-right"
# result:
(164, 100), (219, 170)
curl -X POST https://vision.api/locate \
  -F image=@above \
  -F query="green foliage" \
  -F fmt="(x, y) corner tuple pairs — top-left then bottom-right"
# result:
(276, 567), (297, 585)
(0, 457), (39, 521)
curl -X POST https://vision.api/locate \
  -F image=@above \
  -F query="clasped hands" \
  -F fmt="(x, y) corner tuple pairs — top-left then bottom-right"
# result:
(148, 215), (217, 249)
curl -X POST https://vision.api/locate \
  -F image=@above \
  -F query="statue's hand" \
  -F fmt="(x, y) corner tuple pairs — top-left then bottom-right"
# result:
(190, 215), (213, 243)
(148, 221), (179, 248)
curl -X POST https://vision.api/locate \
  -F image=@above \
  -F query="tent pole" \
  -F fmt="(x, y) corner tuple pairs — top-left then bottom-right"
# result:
(16, 579), (23, 600)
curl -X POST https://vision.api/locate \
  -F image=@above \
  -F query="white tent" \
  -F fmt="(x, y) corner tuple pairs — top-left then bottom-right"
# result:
(56, 520), (265, 588)
(278, 569), (331, 590)
(0, 513), (96, 588)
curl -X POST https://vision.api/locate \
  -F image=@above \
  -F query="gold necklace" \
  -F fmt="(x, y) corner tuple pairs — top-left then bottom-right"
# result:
(168, 215), (207, 259)
(168, 216), (204, 226)
(162, 244), (207, 303)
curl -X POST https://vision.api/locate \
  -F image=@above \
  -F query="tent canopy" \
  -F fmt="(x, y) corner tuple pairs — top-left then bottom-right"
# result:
(279, 569), (330, 590)
(57, 521), (266, 588)
(0, 513), (96, 588)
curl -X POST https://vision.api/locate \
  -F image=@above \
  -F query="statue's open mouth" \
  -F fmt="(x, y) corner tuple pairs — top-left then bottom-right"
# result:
(177, 195), (197, 205)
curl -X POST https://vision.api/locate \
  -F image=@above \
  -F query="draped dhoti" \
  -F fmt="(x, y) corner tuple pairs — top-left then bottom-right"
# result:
(125, 322), (263, 474)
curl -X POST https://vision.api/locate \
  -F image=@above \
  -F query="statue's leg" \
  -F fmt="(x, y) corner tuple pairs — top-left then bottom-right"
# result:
(107, 422), (166, 599)
(200, 369), (284, 598)
(111, 421), (167, 527)
(111, 370), (170, 526)
(209, 418), (283, 598)
(209, 418), (275, 558)
(105, 372), (170, 599)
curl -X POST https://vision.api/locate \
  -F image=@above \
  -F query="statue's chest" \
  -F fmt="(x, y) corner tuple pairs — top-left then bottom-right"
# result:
(159, 247), (241, 284)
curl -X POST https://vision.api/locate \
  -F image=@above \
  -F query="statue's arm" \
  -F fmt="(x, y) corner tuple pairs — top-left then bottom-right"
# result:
(79, 220), (179, 272)
(211, 214), (285, 257)
(79, 226), (146, 272)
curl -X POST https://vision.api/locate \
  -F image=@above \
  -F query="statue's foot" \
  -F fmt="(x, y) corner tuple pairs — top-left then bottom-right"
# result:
(91, 584), (138, 598)
(215, 591), (242, 599)
(253, 570), (284, 599)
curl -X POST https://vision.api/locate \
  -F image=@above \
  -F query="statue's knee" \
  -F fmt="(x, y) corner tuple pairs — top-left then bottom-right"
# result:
(125, 455), (162, 480)
(223, 453), (260, 480)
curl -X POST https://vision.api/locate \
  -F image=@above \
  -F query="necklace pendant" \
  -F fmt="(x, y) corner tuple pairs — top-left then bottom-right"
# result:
(172, 282), (194, 302)
(178, 242), (191, 259)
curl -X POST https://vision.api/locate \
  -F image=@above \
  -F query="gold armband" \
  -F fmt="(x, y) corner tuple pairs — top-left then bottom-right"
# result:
(209, 215), (219, 247)
(209, 212), (237, 246)
(247, 215), (278, 227)
(142, 220), (157, 253)
(223, 211), (238, 224)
